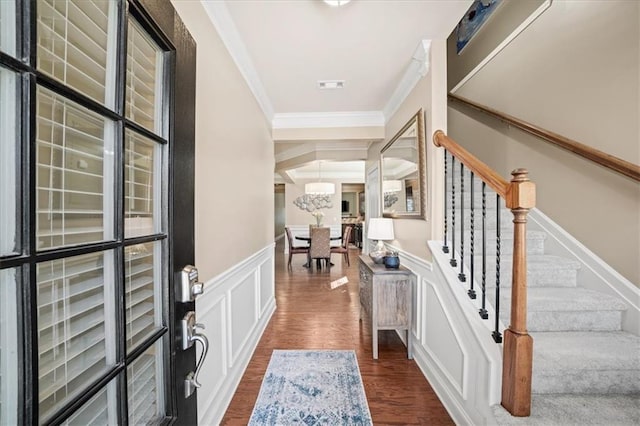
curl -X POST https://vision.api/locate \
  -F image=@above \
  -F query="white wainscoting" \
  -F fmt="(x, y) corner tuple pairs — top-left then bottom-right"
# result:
(384, 242), (503, 425)
(195, 243), (276, 425)
(284, 224), (342, 253)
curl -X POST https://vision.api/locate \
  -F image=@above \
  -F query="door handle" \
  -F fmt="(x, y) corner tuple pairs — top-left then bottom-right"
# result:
(181, 311), (210, 398)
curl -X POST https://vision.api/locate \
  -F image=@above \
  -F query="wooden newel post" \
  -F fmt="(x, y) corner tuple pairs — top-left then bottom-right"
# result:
(502, 168), (535, 416)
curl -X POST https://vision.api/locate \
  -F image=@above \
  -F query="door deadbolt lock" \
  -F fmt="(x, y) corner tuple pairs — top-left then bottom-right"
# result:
(180, 265), (204, 302)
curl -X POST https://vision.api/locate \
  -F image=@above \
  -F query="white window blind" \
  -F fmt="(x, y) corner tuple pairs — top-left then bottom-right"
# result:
(37, 251), (117, 422)
(125, 242), (162, 353)
(0, 268), (18, 425)
(37, 0), (117, 106)
(36, 86), (115, 250)
(126, 18), (163, 135)
(125, 130), (160, 238)
(0, 0), (16, 57)
(0, 67), (18, 256)
(62, 379), (117, 426)
(127, 342), (164, 425)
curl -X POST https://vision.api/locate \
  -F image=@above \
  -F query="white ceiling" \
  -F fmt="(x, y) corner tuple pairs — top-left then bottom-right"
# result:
(202, 0), (472, 181)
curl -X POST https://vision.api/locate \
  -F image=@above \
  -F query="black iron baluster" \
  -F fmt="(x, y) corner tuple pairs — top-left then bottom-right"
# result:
(443, 150), (449, 253)
(450, 158), (457, 267)
(492, 194), (503, 343)
(458, 163), (466, 282)
(479, 182), (488, 319)
(468, 172), (476, 299)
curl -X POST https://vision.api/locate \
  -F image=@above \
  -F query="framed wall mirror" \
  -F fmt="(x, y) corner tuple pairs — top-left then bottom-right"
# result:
(380, 109), (426, 219)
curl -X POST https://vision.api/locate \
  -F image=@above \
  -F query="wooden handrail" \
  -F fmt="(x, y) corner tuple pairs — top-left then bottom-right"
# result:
(434, 130), (534, 417)
(434, 130), (517, 204)
(449, 93), (640, 182)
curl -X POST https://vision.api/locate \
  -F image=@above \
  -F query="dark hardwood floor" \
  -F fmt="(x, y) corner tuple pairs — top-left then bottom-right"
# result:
(220, 239), (454, 425)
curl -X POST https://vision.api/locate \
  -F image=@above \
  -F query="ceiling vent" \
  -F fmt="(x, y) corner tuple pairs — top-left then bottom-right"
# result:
(317, 80), (345, 90)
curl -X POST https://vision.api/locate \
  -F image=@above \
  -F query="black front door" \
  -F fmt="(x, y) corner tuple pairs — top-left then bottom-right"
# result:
(0, 0), (198, 423)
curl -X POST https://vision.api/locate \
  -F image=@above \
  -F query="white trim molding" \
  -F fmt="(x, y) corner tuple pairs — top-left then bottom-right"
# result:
(272, 111), (385, 130)
(383, 40), (432, 121)
(201, 0), (275, 121)
(196, 243), (276, 425)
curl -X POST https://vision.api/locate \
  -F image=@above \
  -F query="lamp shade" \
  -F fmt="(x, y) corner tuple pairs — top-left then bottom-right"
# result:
(367, 218), (394, 241)
(305, 182), (335, 195)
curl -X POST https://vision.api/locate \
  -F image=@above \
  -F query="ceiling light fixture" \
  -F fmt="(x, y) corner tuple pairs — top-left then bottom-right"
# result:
(317, 80), (345, 90)
(305, 161), (335, 195)
(323, 0), (351, 6)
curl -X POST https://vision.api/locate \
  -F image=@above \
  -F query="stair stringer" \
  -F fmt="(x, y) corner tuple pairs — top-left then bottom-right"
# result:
(528, 208), (640, 334)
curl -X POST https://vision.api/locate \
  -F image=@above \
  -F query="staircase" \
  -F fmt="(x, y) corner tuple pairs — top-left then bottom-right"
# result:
(448, 173), (640, 425)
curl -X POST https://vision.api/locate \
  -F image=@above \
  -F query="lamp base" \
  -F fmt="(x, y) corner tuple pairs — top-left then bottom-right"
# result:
(369, 240), (387, 264)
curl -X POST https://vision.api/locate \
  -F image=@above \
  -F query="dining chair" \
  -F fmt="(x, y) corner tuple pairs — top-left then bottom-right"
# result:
(331, 225), (353, 266)
(308, 226), (331, 270)
(285, 227), (309, 270)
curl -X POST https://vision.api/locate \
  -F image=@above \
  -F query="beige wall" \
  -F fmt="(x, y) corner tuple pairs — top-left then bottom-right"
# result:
(447, 0), (546, 91)
(367, 40), (449, 260)
(449, 0), (640, 284)
(172, 0), (274, 282)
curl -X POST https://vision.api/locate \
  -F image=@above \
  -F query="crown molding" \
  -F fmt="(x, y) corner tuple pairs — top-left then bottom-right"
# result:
(201, 0), (275, 121)
(383, 40), (431, 122)
(272, 111), (385, 129)
(275, 140), (371, 163)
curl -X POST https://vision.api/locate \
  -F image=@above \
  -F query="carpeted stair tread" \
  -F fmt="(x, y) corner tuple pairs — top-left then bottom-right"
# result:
(497, 287), (627, 312)
(453, 230), (547, 255)
(492, 394), (640, 425)
(492, 288), (626, 331)
(530, 331), (640, 394)
(473, 254), (581, 287)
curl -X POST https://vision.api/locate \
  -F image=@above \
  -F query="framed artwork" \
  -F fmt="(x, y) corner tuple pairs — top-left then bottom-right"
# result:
(456, 0), (503, 54)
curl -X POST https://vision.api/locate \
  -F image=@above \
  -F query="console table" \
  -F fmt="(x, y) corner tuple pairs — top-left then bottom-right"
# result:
(358, 255), (414, 359)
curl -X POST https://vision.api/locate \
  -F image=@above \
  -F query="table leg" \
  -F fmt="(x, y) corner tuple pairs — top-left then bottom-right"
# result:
(373, 327), (378, 360)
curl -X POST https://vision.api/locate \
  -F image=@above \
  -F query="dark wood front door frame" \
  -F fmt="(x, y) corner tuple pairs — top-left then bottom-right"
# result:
(134, 0), (198, 423)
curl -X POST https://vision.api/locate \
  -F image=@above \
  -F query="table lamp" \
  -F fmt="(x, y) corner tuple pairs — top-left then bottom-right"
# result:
(368, 218), (394, 263)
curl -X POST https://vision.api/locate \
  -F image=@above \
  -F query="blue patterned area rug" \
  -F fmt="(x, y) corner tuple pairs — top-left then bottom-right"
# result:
(248, 350), (373, 425)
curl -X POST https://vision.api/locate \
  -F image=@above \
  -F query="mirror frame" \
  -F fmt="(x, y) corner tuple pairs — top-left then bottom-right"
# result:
(380, 108), (426, 219)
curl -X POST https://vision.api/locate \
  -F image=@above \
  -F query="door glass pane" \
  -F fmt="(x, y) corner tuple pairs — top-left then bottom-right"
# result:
(127, 341), (165, 425)
(37, 251), (117, 422)
(36, 86), (115, 250)
(125, 130), (161, 238)
(126, 18), (164, 135)
(0, 268), (19, 425)
(125, 241), (162, 353)
(0, 0), (16, 57)
(62, 379), (117, 426)
(0, 67), (19, 256)
(37, 0), (117, 106)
